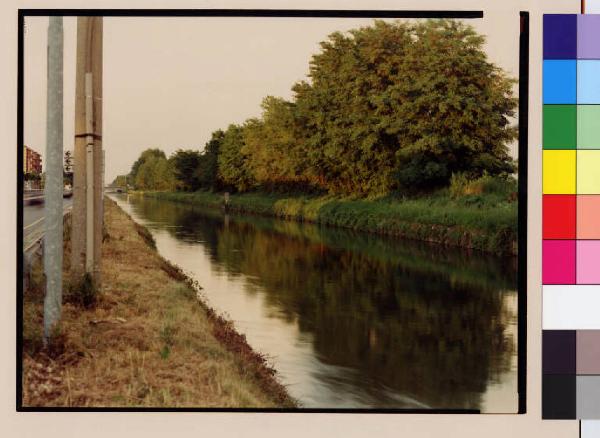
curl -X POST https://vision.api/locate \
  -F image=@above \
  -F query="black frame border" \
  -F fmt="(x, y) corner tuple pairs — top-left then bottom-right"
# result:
(16, 8), (528, 415)
(518, 10), (529, 416)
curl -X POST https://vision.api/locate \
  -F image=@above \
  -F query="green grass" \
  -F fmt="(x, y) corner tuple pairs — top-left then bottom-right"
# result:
(141, 188), (518, 255)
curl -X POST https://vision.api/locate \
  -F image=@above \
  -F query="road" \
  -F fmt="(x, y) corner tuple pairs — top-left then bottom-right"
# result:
(23, 197), (73, 251)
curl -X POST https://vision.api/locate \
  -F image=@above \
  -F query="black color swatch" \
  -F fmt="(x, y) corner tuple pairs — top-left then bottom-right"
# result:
(542, 375), (576, 419)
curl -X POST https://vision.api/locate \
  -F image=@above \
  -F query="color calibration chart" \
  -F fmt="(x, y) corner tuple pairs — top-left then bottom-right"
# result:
(542, 13), (600, 424)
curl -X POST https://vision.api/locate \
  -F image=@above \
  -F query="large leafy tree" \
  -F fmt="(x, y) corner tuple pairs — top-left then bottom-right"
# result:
(218, 124), (255, 191)
(111, 174), (129, 188)
(129, 148), (167, 188)
(292, 19), (517, 193)
(133, 156), (174, 190)
(170, 149), (203, 191)
(197, 130), (225, 190)
(154, 157), (176, 190)
(242, 96), (307, 190)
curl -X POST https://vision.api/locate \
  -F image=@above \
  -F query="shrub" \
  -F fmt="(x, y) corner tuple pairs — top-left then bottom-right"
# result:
(450, 173), (516, 199)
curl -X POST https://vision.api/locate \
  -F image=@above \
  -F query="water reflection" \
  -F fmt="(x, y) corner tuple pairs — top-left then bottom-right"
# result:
(112, 194), (518, 412)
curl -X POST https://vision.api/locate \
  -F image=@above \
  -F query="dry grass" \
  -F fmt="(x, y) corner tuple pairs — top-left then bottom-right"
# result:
(22, 198), (295, 408)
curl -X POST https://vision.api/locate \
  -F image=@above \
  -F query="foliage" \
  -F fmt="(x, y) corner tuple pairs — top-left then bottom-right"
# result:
(24, 172), (41, 181)
(62, 151), (74, 187)
(111, 174), (129, 188)
(210, 19), (515, 194)
(291, 20), (516, 193)
(449, 173), (517, 199)
(129, 149), (167, 189)
(218, 124), (255, 191)
(128, 149), (175, 191)
(145, 181), (518, 254)
(196, 130), (224, 191)
(135, 155), (175, 191)
(126, 19), (517, 198)
(63, 150), (73, 172)
(169, 149), (203, 191)
(130, 149), (165, 176)
(242, 97), (308, 190)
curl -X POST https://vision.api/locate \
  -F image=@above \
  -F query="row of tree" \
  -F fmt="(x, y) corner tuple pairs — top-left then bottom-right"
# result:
(121, 20), (517, 195)
(123, 139), (221, 192)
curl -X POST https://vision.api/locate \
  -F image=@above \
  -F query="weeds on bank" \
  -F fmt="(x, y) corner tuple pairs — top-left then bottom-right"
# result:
(146, 179), (518, 254)
(65, 273), (98, 309)
(134, 221), (156, 249)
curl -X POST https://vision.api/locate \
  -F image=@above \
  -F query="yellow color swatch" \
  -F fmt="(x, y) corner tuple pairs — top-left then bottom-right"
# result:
(578, 151), (600, 194)
(543, 150), (576, 194)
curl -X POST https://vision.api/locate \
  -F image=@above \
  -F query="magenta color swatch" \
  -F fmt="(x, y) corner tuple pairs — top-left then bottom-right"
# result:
(577, 241), (600, 284)
(578, 15), (600, 59)
(543, 240), (576, 284)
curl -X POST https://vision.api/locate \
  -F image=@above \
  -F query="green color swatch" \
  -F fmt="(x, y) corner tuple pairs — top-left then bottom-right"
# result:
(543, 105), (577, 149)
(578, 105), (600, 150)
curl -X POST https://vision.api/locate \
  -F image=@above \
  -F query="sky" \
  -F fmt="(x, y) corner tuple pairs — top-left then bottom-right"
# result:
(24, 14), (520, 183)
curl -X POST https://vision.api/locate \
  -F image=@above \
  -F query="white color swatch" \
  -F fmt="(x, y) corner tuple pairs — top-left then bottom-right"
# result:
(543, 285), (600, 329)
(582, 420), (600, 438)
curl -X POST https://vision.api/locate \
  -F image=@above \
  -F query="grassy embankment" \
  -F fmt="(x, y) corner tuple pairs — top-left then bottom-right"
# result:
(143, 184), (518, 255)
(22, 197), (295, 408)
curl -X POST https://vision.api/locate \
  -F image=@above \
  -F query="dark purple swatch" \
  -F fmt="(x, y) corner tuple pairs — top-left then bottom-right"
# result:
(543, 330), (576, 374)
(544, 14), (577, 60)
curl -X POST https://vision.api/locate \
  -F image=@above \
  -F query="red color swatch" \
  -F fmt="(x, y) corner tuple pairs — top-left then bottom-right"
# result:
(543, 195), (577, 239)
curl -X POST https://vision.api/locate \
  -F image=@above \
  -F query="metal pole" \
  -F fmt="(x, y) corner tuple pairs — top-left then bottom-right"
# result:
(43, 17), (64, 341)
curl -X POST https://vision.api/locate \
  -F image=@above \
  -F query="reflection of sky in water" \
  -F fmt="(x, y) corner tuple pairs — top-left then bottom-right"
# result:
(480, 292), (518, 413)
(112, 194), (518, 412)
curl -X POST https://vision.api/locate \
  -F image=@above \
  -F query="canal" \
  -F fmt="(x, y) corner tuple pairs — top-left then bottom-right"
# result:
(111, 193), (518, 412)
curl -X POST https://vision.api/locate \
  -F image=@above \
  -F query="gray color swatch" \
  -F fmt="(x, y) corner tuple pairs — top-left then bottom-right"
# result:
(577, 376), (600, 419)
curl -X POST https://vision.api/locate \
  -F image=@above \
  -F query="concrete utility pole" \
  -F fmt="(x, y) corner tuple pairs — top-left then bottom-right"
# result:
(71, 17), (103, 286)
(43, 17), (64, 342)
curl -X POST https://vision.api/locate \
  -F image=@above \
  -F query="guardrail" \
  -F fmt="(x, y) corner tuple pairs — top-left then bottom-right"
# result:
(24, 190), (73, 205)
(23, 206), (72, 254)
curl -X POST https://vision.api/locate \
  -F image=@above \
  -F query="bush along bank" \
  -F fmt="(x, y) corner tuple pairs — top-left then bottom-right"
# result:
(22, 197), (295, 408)
(141, 187), (518, 256)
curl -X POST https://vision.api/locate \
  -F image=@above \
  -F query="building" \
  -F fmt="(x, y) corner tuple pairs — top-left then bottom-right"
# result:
(24, 145), (42, 175)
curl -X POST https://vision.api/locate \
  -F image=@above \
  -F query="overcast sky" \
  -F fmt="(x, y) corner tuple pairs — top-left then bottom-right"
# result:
(24, 14), (520, 182)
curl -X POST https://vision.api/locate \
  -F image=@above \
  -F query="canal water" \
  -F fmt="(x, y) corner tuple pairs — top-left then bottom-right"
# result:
(111, 194), (518, 412)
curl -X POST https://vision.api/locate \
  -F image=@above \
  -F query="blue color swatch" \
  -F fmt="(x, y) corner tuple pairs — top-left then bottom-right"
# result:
(544, 60), (577, 104)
